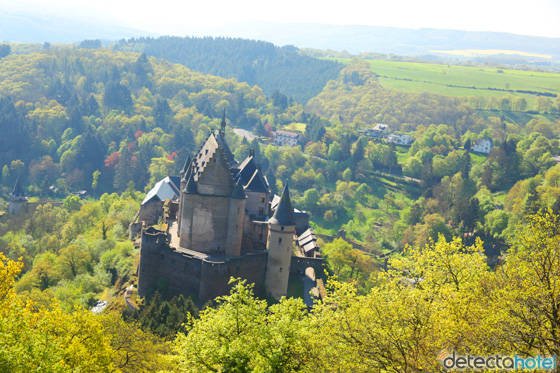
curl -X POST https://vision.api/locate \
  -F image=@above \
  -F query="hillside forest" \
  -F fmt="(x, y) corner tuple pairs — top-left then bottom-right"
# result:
(1, 37), (560, 371)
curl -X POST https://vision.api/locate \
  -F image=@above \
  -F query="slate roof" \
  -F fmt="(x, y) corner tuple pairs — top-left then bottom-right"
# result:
(373, 123), (389, 132)
(275, 129), (301, 138)
(475, 137), (493, 145)
(298, 228), (317, 246)
(245, 171), (268, 193)
(302, 241), (319, 253)
(269, 182), (295, 226)
(235, 155), (269, 193)
(231, 179), (246, 199)
(185, 172), (198, 194)
(236, 156), (258, 184)
(142, 176), (180, 205)
(169, 176), (181, 190)
(215, 131), (238, 167)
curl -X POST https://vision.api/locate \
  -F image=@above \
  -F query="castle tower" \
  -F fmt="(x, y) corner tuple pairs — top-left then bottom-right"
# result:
(8, 176), (27, 215)
(264, 182), (295, 299)
(178, 132), (246, 256)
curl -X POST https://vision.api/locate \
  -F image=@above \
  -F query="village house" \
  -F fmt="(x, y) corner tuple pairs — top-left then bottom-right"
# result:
(388, 134), (413, 145)
(274, 129), (304, 147)
(363, 123), (391, 138)
(472, 137), (494, 154)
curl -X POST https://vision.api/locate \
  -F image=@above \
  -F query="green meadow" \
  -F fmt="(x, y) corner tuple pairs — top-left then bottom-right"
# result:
(331, 58), (560, 108)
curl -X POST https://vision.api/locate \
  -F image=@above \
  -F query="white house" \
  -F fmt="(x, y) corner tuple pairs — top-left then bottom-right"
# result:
(472, 138), (494, 154)
(364, 123), (391, 138)
(274, 130), (304, 147)
(388, 134), (413, 145)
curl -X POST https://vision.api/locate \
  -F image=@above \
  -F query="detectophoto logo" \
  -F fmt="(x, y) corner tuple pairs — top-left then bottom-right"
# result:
(438, 350), (556, 371)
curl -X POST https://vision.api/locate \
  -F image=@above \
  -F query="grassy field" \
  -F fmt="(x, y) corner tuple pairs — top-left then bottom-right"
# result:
(285, 122), (307, 132)
(330, 58), (560, 108)
(431, 49), (552, 59)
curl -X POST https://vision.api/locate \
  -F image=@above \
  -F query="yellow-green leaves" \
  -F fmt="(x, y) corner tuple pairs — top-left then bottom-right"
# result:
(171, 279), (313, 373)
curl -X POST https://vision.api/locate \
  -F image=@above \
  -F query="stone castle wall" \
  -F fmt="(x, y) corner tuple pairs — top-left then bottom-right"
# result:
(245, 190), (269, 218)
(138, 228), (267, 303)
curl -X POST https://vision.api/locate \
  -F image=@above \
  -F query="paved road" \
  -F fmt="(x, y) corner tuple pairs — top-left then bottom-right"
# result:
(233, 128), (257, 141)
(303, 267), (316, 308)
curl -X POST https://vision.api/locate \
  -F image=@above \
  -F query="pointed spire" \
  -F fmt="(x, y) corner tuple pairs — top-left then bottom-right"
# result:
(11, 175), (24, 197)
(180, 155), (192, 176)
(231, 178), (246, 199)
(185, 171), (197, 194)
(182, 161), (193, 183)
(220, 109), (226, 134)
(269, 181), (295, 226)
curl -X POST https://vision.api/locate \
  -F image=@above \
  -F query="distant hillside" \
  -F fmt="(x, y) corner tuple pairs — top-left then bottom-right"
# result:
(0, 11), (152, 43)
(114, 36), (343, 103)
(201, 22), (560, 61)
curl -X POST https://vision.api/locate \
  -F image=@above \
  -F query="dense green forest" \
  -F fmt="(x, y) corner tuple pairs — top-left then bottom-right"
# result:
(0, 47), (300, 195)
(114, 36), (343, 103)
(1, 40), (560, 371)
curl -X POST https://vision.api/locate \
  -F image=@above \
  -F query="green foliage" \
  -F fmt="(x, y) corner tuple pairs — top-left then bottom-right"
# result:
(126, 292), (199, 340)
(171, 279), (313, 372)
(1, 252), (170, 372)
(1, 193), (140, 309)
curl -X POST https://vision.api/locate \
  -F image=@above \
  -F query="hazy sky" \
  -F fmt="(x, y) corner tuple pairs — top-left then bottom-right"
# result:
(4, 0), (560, 38)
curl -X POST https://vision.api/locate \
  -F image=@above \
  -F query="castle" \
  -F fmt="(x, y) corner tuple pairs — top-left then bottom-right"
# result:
(136, 115), (323, 302)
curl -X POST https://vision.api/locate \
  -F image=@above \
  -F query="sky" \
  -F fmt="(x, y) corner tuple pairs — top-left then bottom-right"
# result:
(3, 0), (560, 38)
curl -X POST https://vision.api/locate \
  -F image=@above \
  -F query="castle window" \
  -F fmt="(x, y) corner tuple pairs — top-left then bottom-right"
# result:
(278, 237), (282, 243)
(205, 149), (209, 155)
(279, 267), (282, 272)
(260, 196), (265, 203)
(281, 226), (284, 231)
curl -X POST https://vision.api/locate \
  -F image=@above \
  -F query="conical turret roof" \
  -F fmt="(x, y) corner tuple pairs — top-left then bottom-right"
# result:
(231, 178), (246, 199)
(185, 171), (198, 194)
(269, 182), (295, 226)
(182, 161), (193, 183)
(180, 155), (192, 176)
(11, 175), (24, 197)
